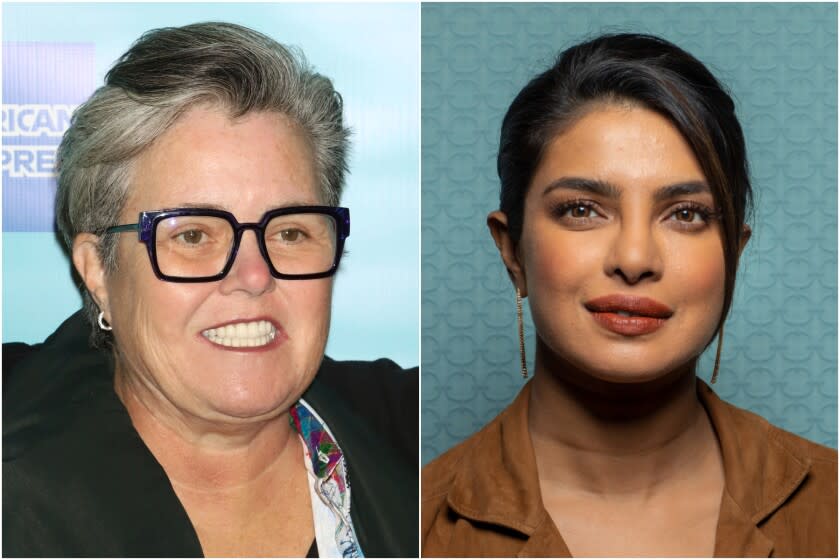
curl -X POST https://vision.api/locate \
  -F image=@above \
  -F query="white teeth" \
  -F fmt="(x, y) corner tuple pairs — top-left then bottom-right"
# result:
(202, 321), (277, 348)
(616, 311), (633, 317)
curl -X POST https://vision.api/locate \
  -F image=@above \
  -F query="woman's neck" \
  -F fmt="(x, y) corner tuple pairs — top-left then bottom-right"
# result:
(114, 361), (315, 556)
(528, 338), (721, 498)
(114, 363), (299, 495)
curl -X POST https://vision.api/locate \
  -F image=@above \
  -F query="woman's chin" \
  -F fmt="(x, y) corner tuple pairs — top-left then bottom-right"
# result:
(199, 383), (300, 421)
(188, 363), (310, 419)
(582, 368), (682, 387)
(556, 367), (669, 387)
(541, 349), (696, 388)
(205, 399), (288, 422)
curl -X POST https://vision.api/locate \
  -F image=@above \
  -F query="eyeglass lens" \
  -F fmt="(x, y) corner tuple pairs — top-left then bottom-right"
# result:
(154, 213), (338, 278)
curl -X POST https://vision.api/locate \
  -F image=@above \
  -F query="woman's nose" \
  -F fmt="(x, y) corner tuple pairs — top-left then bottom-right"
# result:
(219, 231), (275, 295)
(604, 217), (664, 285)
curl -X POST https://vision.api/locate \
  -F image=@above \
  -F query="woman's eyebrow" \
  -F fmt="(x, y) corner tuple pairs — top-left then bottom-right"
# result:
(542, 177), (711, 201)
(653, 181), (711, 202)
(174, 202), (226, 210)
(542, 177), (621, 198)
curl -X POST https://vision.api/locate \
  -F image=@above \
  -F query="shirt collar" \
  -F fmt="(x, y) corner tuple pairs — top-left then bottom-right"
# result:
(288, 398), (363, 557)
(446, 382), (546, 534)
(697, 380), (809, 557)
(445, 379), (812, 557)
(697, 380), (811, 523)
(289, 397), (344, 480)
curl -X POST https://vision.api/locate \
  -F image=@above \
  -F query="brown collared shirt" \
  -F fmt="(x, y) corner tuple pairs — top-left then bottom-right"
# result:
(422, 381), (837, 557)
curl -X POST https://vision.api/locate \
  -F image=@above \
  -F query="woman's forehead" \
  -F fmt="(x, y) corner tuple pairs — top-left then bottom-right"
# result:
(123, 108), (321, 216)
(532, 106), (708, 195)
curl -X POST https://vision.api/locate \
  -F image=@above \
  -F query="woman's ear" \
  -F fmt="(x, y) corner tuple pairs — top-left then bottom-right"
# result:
(72, 234), (111, 319)
(487, 211), (527, 297)
(739, 224), (752, 257)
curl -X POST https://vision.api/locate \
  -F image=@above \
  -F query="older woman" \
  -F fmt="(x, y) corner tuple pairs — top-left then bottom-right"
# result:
(422, 34), (836, 557)
(4, 22), (417, 557)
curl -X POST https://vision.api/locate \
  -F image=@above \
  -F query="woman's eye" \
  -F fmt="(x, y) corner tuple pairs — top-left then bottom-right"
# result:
(176, 230), (205, 244)
(670, 207), (706, 224)
(557, 203), (599, 219)
(569, 205), (592, 218)
(280, 229), (304, 242)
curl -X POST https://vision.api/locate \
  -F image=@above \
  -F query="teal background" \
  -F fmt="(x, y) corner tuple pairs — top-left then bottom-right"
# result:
(2, 3), (419, 368)
(421, 3), (838, 463)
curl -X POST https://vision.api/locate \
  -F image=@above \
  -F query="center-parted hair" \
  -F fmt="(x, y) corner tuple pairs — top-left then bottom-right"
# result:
(55, 22), (350, 347)
(498, 33), (752, 340)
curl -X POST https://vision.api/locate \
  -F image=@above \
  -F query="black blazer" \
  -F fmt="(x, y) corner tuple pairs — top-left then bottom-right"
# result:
(3, 311), (418, 557)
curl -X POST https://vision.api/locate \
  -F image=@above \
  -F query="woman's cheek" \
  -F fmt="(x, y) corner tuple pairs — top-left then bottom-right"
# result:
(667, 239), (726, 317)
(525, 231), (601, 296)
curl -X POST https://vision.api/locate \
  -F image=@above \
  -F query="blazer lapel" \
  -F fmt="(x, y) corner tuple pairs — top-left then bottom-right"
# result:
(699, 381), (810, 557)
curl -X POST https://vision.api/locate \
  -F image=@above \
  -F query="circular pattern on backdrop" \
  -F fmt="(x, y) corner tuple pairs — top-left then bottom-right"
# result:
(421, 3), (837, 464)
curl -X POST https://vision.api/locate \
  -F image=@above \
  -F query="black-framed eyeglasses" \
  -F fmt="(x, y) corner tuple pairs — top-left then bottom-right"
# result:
(104, 206), (350, 282)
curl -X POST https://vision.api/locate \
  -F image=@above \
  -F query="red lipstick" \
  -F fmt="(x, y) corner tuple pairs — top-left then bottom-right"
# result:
(584, 295), (673, 336)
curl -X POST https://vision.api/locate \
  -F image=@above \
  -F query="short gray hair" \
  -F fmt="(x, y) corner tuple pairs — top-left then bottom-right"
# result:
(55, 22), (350, 348)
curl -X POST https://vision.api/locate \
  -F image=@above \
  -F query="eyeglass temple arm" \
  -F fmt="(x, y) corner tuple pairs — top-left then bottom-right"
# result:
(104, 223), (140, 233)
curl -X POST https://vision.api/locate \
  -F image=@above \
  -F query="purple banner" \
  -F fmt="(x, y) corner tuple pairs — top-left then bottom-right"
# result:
(2, 43), (96, 232)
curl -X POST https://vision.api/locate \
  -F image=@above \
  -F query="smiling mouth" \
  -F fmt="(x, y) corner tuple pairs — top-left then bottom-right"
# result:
(201, 320), (277, 348)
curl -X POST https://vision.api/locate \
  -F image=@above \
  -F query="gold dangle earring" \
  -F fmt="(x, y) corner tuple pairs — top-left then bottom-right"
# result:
(710, 325), (724, 384)
(517, 287), (528, 379)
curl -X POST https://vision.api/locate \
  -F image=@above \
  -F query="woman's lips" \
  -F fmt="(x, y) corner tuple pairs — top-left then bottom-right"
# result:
(584, 295), (673, 336)
(589, 313), (668, 336)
